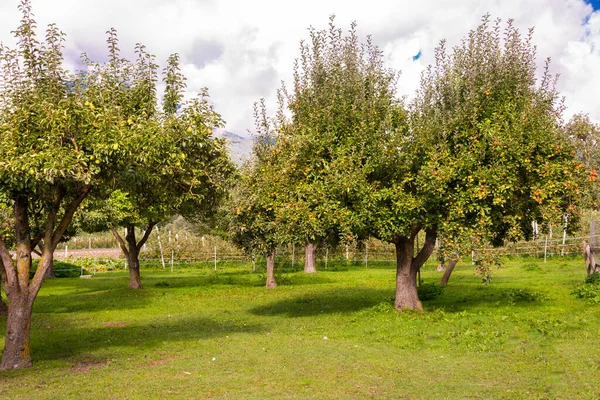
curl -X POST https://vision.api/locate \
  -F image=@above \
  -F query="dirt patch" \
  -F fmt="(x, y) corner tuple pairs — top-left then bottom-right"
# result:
(100, 321), (128, 328)
(141, 355), (175, 367)
(71, 359), (109, 373)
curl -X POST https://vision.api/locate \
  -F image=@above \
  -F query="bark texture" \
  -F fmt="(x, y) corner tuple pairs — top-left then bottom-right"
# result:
(440, 259), (458, 287)
(0, 186), (91, 370)
(304, 242), (317, 273)
(393, 227), (437, 311)
(1, 293), (33, 370)
(43, 258), (55, 280)
(265, 250), (277, 289)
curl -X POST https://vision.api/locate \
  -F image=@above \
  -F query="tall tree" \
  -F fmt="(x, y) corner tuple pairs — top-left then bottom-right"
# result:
(0, 1), (173, 369)
(274, 17), (400, 273)
(367, 15), (582, 310)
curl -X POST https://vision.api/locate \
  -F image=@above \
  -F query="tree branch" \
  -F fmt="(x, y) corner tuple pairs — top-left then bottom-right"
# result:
(0, 238), (17, 292)
(111, 227), (130, 258)
(136, 222), (156, 253)
(52, 184), (91, 247)
(412, 226), (437, 270)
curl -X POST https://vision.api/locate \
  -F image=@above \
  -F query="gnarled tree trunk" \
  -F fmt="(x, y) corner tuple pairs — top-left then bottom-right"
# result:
(265, 250), (277, 288)
(0, 186), (91, 370)
(304, 242), (317, 273)
(392, 226), (437, 311)
(440, 259), (458, 287)
(394, 236), (421, 311)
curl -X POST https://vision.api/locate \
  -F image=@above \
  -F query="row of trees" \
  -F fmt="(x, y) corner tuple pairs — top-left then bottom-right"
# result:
(0, 1), (598, 371)
(229, 15), (593, 311)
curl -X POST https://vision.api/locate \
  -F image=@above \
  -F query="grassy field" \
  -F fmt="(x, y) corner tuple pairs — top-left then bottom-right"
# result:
(0, 257), (599, 399)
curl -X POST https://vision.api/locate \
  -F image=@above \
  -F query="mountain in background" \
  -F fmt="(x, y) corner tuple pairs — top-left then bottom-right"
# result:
(212, 128), (254, 166)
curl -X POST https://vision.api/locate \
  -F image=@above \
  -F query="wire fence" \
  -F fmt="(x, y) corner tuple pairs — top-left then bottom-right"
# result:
(51, 227), (599, 275)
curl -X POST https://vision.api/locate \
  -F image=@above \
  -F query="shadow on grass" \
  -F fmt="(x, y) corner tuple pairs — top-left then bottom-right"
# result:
(249, 287), (393, 317)
(13, 315), (264, 366)
(424, 281), (554, 311)
(41, 269), (336, 294)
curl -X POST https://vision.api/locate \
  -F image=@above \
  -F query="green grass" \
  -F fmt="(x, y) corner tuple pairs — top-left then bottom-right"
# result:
(1, 257), (599, 399)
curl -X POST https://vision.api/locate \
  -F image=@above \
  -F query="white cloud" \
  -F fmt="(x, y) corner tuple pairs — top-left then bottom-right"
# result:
(0, 0), (599, 132)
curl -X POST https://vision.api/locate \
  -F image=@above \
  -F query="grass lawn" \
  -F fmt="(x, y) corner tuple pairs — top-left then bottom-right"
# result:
(0, 257), (599, 399)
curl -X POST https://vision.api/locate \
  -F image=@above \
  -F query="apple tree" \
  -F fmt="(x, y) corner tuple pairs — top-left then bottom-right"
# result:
(366, 15), (583, 310)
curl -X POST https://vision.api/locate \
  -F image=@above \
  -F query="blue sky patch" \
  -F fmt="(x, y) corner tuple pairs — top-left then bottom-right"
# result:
(412, 50), (422, 61)
(586, 0), (600, 11)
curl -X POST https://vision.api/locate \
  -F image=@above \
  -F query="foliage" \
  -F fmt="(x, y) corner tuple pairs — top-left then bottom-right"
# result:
(585, 271), (600, 285)
(564, 113), (600, 208)
(77, 47), (235, 248)
(374, 15), (582, 246)
(227, 100), (283, 257)
(271, 16), (401, 246)
(572, 271), (600, 303)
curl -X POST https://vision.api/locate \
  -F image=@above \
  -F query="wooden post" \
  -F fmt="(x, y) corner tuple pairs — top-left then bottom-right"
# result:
(544, 236), (548, 263)
(325, 247), (328, 269)
(155, 226), (165, 269)
(214, 246), (217, 272)
(64, 245), (68, 258)
(292, 243), (295, 268)
(365, 243), (368, 268)
(345, 244), (349, 261)
(561, 214), (569, 256)
(170, 250), (174, 273)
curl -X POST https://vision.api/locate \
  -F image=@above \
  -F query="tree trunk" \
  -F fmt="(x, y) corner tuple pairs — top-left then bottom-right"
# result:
(393, 227), (437, 311)
(43, 258), (55, 280)
(1, 293), (33, 370)
(394, 237), (422, 311)
(440, 259), (458, 286)
(112, 223), (155, 290)
(127, 250), (143, 289)
(304, 242), (317, 273)
(265, 250), (277, 289)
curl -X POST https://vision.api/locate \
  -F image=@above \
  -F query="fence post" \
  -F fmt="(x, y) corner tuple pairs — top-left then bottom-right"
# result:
(325, 247), (328, 269)
(292, 243), (295, 268)
(561, 214), (568, 256)
(214, 245), (217, 272)
(170, 250), (174, 273)
(365, 243), (369, 268)
(64, 245), (68, 258)
(544, 236), (548, 263)
(155, 226), (166, 269)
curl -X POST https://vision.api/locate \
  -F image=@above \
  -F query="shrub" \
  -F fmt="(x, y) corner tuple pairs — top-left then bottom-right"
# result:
(417, 283), (444, 301)
(503, 288), (549, 305)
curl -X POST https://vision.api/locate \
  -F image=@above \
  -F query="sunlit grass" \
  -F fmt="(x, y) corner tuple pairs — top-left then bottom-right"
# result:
(1, 256), (598, 399)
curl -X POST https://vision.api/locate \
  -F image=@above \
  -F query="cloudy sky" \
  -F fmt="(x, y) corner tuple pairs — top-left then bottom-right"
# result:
(1, 0), (599, 135)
